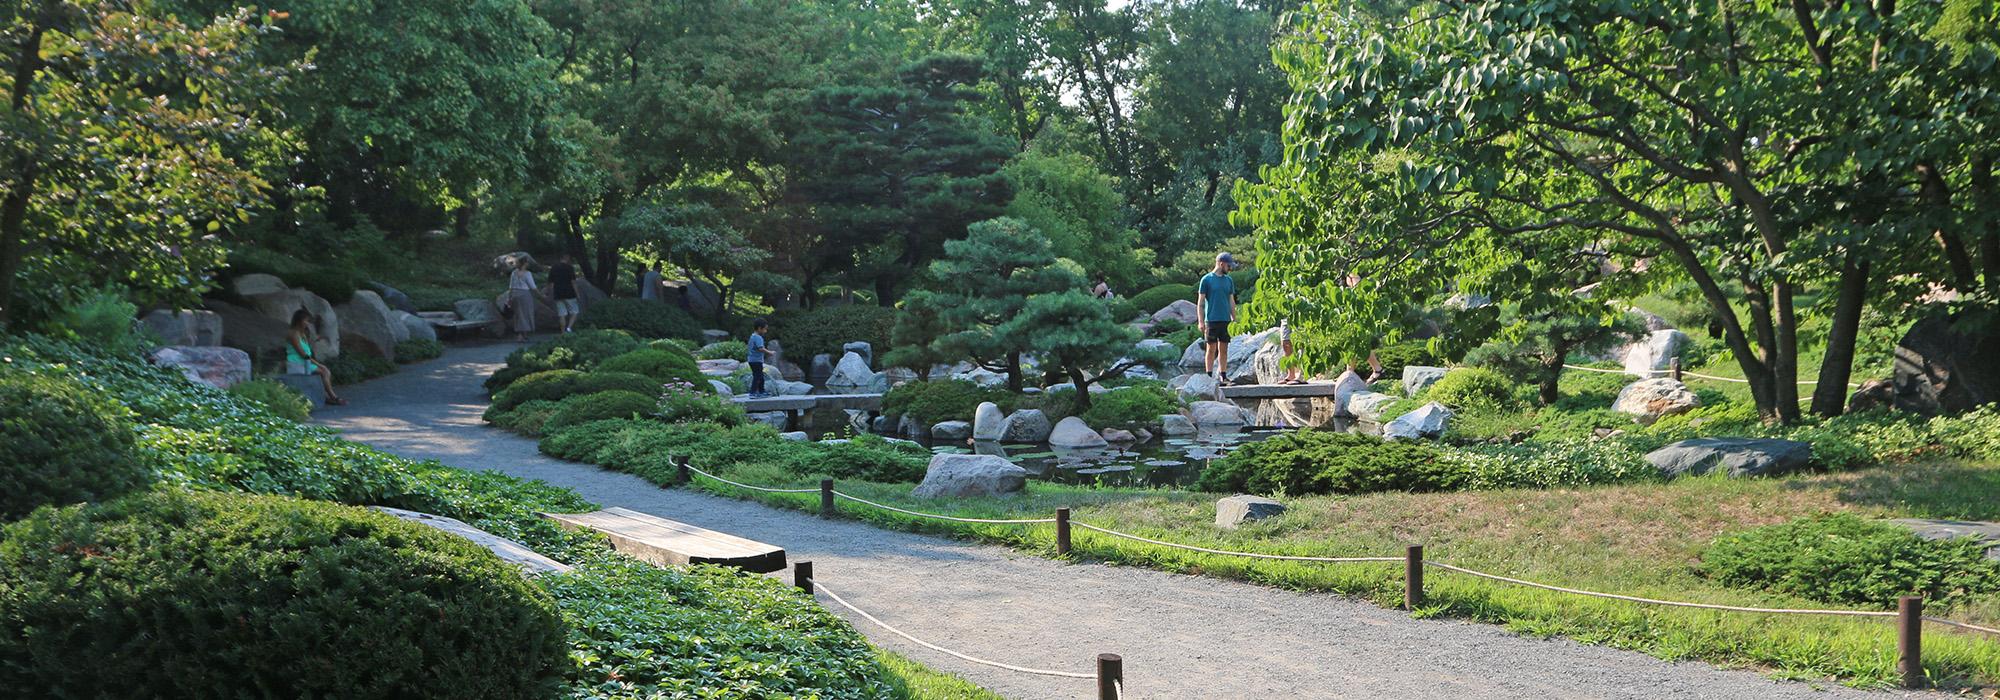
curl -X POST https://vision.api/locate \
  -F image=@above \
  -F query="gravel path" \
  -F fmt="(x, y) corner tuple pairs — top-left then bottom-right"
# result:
(317, 341), (1929, 700)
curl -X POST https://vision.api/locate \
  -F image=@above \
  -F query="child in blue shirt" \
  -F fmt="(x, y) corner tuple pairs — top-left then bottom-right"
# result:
(747, 319), (775, 396)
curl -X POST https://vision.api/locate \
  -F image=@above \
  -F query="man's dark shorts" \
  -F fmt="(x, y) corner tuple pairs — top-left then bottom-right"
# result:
(1205, 321), (1231, 343)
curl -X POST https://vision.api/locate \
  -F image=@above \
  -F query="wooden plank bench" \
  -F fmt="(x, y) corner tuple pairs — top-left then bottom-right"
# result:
(541, 507), (786, 573)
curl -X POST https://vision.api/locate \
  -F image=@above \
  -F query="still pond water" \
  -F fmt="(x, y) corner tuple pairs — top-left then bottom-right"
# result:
(914, 428), (1289, 489)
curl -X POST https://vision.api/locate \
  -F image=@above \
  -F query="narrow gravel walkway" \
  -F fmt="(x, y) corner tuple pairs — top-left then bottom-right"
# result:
(318, 342), (1926, 700)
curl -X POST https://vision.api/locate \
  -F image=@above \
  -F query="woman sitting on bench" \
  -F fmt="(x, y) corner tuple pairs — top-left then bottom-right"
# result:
(287, 310), (347, 406)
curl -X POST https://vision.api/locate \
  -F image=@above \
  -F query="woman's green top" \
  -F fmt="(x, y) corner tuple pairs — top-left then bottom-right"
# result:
(287, 334), (317, 372)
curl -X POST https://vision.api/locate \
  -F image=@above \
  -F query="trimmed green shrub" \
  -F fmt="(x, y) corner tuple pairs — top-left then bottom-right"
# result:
(1195, 430), (1463, 496)
(1371, 341), (1440, 377)
(1128, 283), (1194, 316)
(0, 491), (568, 698)
(576, 298), (702, 341)
(542, 420), (927, 484)
(543, 390), (659, 434)
(1424, 367), (1518, 409)
(488, 370), (588, 417)
(1452, 438), (1657, 490)
(0, 373), (150, 520)
(881, 379), (1013, 426)
(1526, 408), (1635, 443)
(698, 340), (747, 361)
(1104, 296), (1140, 323)
(1078, 384), (1181, 431)
(227, 379), (312, 422)
(487, 330), (643, 393)
(770, 305), (896, 360)
(656, 382), (745, 427)
(597, 348), (707, 389)
(58, 290), (146, 355)
(394, 338), (443, 363)
(326, 353), (396, 385)
(1929, 405), (2000, 460)
(491, 399), (562, 437)
(1702, 513), (2000, 609)
(650, 337), (698, 354)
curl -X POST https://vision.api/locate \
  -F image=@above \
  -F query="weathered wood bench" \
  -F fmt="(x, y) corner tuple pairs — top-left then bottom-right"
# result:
(542, 507), (786, 573)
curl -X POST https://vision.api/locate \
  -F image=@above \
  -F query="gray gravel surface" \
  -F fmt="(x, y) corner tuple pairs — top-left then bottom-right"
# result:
(316, 341), (1934, 700)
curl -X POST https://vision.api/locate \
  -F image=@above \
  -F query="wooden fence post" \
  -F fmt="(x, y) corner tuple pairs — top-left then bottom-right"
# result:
(794, 561), (813, 594)
(1899, 595), (1924, 689)
(819, 479), (835, 517)
(1096, 653), (1123, 700)
(1056, 508), (1071, 556)
(675, 456), (691, 485)
(1670, 358), (1683, 381)
(1405, 545), (1425, 610)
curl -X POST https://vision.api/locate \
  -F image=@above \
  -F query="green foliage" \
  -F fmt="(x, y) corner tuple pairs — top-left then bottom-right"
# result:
(655, 382), (746, 427)
(543, 391), (659, 434)
(1371, 341), (1439, 378)
(575, 299), (703, 341)
(0, 373), (149, 520)
(1464, 311), (1644, 404)
(542, 558), (898, 697)
(1078, 385), (1181, 431)
(1196, 430), (1462, 496)
(487, 370), (660, 420)
(223, 248), (366, 304)
(596, 349), (707, 389)
(394, 338), (443, 363)
(650, 337), (698, 355)
(226, 379), (311, 422)
(543, 420), (927, 484)
(901, 218), (1082, 389)
(1001, 150), (1148, 288)
(0, 491), (568, 698)
(325, 352), (396, 385)
(998, 290), (1173, 409)
(1128, 284), (1195, 316)
(1452, 439), (1657, 490)
(1931, 405), (2000, 459)
(491, 399), (562, 437)
(769, 304), (897, 362)
(881, 379), (1013, 426)
(1423, 367), (1519, 410)
(697, 340), (747, 361)
(1703, 514), (2000, 609)
(488, 331), (644, 393)
(55, 290), (146, 355)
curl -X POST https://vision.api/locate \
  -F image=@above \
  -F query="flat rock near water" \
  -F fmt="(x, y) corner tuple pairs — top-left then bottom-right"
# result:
(372, 506), (571, 575)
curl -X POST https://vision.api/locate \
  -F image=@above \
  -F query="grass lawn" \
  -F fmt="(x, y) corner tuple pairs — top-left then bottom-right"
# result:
(879, 651), (1008, 700)
(684, 459), (2000, 690)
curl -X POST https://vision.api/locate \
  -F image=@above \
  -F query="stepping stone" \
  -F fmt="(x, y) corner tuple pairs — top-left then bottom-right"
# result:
(1886, 519), (2000, 560)
(373, 506), (570, 576)
(543, 507), (786, 573)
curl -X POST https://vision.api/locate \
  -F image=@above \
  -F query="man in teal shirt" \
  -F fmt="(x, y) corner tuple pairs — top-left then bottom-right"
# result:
(1196, 252), (1238, 384)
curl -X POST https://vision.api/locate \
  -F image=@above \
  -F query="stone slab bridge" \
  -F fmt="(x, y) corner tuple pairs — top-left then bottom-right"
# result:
(731, 393), (885, 431)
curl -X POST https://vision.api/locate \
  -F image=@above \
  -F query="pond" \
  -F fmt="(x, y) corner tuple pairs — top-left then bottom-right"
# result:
(918, 427), (1289, 489)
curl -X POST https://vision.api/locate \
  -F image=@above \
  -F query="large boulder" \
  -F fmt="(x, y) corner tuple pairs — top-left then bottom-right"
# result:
(698, 359), (742, 375)
(702, 329), (732, 345)
(708, 379), (733, 397)
(972, 402), (1007, 441)
(1215, 495), (1286, 529)
(841, 341), (873, 368)
(911, 454), (1029, 499)
(237, 278), (341, 359)
(1049, 416), (1109, 448)
(1384, 402), (1452, 440)
(953, 367), (1008, 388)
(1402, 366), (1448, 397)
(138, 309), (223, 347)
(810, 354), (835, 385)
(1100, 427), (1137, 443)
(1250, 338), (1288, 385)
(1348, 391), (1398, 422)
(1847, 379), (1894, 414)
(1152, 299), (1199, 325)
(1176, 372), (1221, 400)
(1159, 414), (1196, 435)
(1621, 329), (1690, 377)
(1891, 313), (2000, 416)
(1225, 328), (1281, 384)
(1332, 370), (1372, 415)
(1179, 341), (1208, 369)
(1189, 400), (1250, 426)
(334, 290), (403, 360)
(396, 312), (437, 343)
(771, 379), (814, 396)
(368, 282), (419, 315)
(149, 346), (251, 389)
(931, 421), (972, 440)
(747, 411), (789, 430)
(825, 351), (886, 393)
(1646, 437), (1812, 479)
(1000, 408), (1052, 443)
(454, 298), (505, 338)
(1614, 378), (1700, 425)
(1884, 519), (2000, 561)
(1629, 306), (1674, 332)
(204, 299), (290, 363)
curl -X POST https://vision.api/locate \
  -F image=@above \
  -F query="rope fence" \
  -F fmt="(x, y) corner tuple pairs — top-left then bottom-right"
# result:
(806, 576), (1097, 679)
(676, 457), (1998, 690)
(1560, 362), (1862, 389)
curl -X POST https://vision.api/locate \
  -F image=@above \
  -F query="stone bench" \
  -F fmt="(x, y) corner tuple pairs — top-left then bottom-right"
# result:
(273, 373), (327, 406)
(542, 507), (786, 573)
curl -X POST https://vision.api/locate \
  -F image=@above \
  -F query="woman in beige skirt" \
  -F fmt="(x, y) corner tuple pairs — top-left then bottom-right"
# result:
(507, 258), (538, 342)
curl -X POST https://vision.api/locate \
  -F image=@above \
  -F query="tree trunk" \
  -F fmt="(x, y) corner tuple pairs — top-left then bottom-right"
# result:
(1972, 157), (1999, 296)
(1005, 350), (1023, 393)
(1067, 365), (1092, 412)
(1537, 340), (1570, 406)
(1812, 256), (1870, 417)
(453, 200), (475, 238)
(1772, 278), (1802, 423)
(0, 11), (50, 327)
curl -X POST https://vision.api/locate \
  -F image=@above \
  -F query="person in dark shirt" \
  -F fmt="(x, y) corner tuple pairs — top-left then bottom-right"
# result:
(550, 253), (579, 333)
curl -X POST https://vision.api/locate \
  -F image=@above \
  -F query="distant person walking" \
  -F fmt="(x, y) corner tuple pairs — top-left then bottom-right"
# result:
(506, 257), (538, 342)
(1196, 252), (1238, 385)
(550, 253), (579, 334)
(1093, 275), (1114, 300)
(285, 310), (346, 406)
(1278, 318), (1305, 385)
(747, 318), (776, 397)
(640, 261), (664, 302)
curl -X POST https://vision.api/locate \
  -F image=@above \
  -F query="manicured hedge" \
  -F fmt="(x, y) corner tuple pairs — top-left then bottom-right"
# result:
(0, 373), (150, 520)
(487, 330), (643, 393)
(596, 348), (706, 388)
(770, 305), (895, 361)
(1195, 429), (1463, 496)
(1424, 367), (1518, 409)
(543, 420), (928, 484)
(1127, 283), (1194, 316)
(543, 390), (659, 433)
(576, 298), (702, 342)
(0, 491), (569, 698)
(1703, 513), (2000, 609)
(488, 370), (660, 417)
